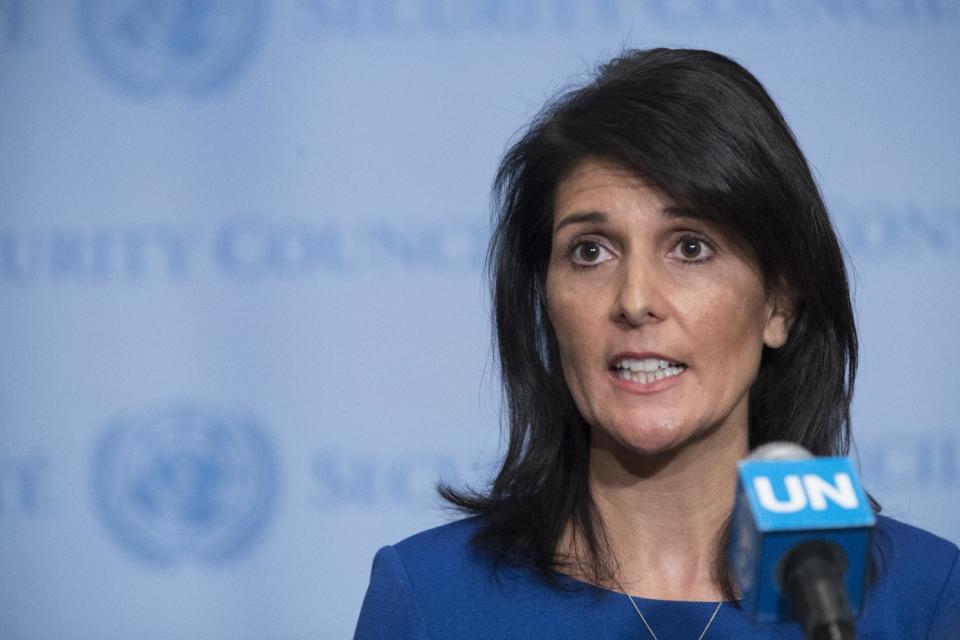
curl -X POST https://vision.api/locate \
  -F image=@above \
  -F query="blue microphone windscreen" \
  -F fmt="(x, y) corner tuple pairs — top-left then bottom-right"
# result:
(730, 456), (875, 622)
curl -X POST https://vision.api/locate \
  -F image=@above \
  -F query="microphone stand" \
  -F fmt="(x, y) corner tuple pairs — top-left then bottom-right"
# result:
(781, 541), (857, 640)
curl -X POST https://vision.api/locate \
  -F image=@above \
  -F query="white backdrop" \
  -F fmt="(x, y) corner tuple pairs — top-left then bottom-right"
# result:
(1, 2), (958, 638)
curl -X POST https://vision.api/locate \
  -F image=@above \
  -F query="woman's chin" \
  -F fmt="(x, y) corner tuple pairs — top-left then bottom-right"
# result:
(595, 422), (694, 458)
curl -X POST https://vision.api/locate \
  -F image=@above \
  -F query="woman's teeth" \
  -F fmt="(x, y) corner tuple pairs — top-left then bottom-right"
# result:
(614, 357), (686, 384)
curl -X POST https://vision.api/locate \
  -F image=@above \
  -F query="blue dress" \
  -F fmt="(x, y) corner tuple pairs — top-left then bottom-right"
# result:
(355, 515), (959, 639)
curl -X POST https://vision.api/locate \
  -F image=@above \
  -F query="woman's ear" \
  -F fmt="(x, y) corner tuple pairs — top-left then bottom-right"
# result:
(763, 279), (798, 349)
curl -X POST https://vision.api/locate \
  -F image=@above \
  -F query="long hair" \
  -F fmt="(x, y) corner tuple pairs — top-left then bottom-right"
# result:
(442, 48), (859, 600)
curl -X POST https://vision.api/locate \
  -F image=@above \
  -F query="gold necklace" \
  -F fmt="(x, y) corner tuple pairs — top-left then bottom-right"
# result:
(613, 577), (723, 640)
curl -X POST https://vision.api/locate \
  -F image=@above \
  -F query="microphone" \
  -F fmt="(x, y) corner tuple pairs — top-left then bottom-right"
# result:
(728, 442), (875, 640)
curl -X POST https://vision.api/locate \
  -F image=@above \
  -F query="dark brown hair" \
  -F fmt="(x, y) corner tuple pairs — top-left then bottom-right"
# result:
(442, 48), (858, 600)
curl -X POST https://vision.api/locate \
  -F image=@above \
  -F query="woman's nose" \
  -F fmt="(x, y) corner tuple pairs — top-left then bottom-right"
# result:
(612, 260), (665, 327)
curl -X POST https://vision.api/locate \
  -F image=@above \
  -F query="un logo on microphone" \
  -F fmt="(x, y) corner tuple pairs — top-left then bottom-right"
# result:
(92, 404), (279, 565)
(77, 0), (265, 95)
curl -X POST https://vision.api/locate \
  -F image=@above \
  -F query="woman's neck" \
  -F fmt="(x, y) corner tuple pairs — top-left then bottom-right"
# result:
(582, 423), (748, 601)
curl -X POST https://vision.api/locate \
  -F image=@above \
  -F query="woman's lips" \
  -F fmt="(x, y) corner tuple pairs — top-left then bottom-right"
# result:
(609, 353), (687, 391)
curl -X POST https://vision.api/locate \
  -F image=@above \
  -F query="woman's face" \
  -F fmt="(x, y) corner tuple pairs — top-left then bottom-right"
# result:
(545, 161), (792, 456)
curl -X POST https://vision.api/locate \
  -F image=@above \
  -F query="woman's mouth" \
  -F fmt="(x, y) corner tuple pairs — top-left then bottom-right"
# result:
(612, 357), (687, 385)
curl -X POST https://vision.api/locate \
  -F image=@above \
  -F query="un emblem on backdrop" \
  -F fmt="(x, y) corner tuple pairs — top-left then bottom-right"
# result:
(77, 0), (265, 95)
(92, 404), (279, 565)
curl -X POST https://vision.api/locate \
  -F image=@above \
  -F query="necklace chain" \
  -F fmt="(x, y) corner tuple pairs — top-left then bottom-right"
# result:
(613, 577), (723, 640)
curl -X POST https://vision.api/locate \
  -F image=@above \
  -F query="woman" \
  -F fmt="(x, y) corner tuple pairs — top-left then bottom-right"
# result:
(354, 48), (959, 639)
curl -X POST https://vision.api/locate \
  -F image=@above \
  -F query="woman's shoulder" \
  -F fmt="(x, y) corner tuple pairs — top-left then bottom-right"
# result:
(357, 517), (571, 639)
(354, 518), (491, 639)
(863, 515), (960, 639)
(873, 514), (959, 575)
(391, 515), (486, 566)
(384, 516), (533, 596)
(368, 516), (500, 586)
(372, 516), (490, 586)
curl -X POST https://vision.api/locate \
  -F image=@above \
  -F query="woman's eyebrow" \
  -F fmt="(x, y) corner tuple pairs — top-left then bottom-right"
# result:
(554, 206), (691, 233)
(553, 211), (608, 233)
(662, 206), (691, 218)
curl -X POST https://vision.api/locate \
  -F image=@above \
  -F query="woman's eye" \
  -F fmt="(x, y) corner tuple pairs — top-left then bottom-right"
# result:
(571, 240), (612, 266)
(672, 236), (715, 262)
